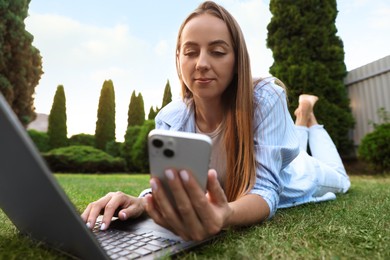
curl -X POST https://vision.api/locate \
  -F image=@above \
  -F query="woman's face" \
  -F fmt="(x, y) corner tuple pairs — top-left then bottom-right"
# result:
(178, 14), (235, 102)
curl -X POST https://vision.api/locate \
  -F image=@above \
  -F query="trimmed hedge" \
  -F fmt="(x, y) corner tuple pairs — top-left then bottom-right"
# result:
(27, 129), (50, 152)
(43, 145), (125, 173)
(69, 133), (95, 147)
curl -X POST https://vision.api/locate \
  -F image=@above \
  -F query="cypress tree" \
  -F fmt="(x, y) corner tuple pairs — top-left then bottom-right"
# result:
(161, 80), (172, 109)
(95, 80), (116, 150)
(266, 0), (354, 155)
(127, 90), (145, 127)
(0, 0), (43, 126)
(137, 93), (145, 125)
(127, 91), (137, 127)
(148, 106), (157, 120)
(47, 85), (67, 149)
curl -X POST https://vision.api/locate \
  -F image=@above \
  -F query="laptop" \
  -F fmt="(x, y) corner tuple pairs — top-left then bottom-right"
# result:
(0, 93), (219, 259)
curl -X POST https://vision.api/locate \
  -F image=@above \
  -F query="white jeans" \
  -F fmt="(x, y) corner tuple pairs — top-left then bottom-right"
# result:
(295, 125), (351, 197)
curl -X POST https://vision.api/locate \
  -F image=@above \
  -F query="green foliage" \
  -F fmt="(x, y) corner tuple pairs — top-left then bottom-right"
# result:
(0, 0), (43, 126)
(69, 133), (95, 147)
(47, 85), (68, 149)
(148, 106), (158, 120)
(127, 90), (145, 127)
(123, 125), (142, 171)
(131, 120), (155, 173)
(161, 79), (172, 108)
(369, 107), (390, 128)
(43, 145), (125, 173)
(266, 0), (354, 155)
(27, 129), (50, 152)
(95, 80), (116, 150)
(105, 140), (123, 158)
(358, 123), (390, 173)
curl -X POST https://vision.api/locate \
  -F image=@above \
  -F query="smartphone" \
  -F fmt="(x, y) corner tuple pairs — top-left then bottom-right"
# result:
(148, 129), (212, 205)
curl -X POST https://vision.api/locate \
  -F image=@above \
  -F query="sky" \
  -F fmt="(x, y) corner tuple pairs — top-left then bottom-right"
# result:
(25, 0), (390, 141)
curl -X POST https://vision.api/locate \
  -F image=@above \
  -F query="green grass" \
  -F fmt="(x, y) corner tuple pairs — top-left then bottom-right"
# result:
(1, 174), (389, 259)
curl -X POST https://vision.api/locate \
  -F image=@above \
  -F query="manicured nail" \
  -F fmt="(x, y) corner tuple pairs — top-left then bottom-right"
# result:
(209, 169), (217, 178)
(100, 223), (106, 231)
(86, 222), (91, 229)
(180, 170), (189, 182)
(150, 179), (158, 191)
(121, 212), (127, 220)
(165, 169), (174, 180)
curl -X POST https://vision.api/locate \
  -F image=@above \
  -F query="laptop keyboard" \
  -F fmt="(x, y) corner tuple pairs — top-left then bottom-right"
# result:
(93, 222), (182, 259)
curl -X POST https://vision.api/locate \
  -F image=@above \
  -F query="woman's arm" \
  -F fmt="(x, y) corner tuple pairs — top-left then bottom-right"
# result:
(226, 194), (270, 227)
(250, 79), (300, 218)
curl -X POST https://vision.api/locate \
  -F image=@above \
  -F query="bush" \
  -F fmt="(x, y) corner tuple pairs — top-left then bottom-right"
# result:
(123, 125), (142, 172)
(69, 133), (95, 147)
(131, 120), (155, 173)
(106, 141), (123, 158)
(43, 145), (125, 173)
(27, 129), (50, 152)
(358, 123), (390, 173)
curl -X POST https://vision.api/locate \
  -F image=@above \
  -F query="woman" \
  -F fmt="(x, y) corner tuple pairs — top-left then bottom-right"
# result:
(82, 1), (350, 241)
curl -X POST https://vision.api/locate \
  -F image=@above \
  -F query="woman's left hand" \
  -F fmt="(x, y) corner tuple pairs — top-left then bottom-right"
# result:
(144, 169), (232, 241)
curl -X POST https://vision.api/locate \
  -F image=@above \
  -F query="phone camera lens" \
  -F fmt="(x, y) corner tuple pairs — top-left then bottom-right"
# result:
(152, 139), (163, 148)
(163, 149), (174, 158)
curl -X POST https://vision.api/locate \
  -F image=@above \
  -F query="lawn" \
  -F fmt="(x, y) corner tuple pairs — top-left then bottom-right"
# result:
(0, 174), (389, 259)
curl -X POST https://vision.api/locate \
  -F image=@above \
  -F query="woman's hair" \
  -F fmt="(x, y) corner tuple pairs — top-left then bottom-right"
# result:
(175, 1), (256, 201)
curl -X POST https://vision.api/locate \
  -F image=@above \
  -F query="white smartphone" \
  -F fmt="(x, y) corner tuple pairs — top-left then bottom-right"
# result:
(148, 129), (212, 205)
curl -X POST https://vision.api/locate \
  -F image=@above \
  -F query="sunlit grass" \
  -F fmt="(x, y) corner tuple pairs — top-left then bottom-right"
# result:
(1, 174), (389, 259)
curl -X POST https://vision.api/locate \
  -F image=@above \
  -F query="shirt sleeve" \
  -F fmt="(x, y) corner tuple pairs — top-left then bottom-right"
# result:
(248, 79), (300, 219)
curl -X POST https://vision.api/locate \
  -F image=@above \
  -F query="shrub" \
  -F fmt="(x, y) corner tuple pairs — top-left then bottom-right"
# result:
(123, 125), (142, 171)
(43, 145), (125, 173)
(131, 120), (155, 173)
(106, 141), (123, 158)
(358, 123), (390, 173)
(27, 129), (50, 152)
(69, 133), (95, 147)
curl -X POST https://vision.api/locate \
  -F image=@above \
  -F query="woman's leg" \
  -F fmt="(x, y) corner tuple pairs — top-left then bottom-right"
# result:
(295, 95), (350, 196)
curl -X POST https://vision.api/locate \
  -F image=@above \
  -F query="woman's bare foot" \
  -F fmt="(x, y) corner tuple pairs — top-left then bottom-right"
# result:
(299, 94), (318, 107)
(294, 94), (319, 127)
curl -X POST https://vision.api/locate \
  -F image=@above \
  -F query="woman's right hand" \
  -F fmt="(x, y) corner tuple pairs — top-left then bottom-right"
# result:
(81, 191), (146, 231)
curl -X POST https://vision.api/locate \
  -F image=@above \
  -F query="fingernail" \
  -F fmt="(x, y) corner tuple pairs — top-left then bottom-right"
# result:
(150, 179), (158, 191)
(121, 212), (127, 219)
(209, 169), (217, 178)
(180, 170), (189, 182)
(165, 169), (174, 180)
(100, 223), (106, 231)
(86, 222), (91, 229)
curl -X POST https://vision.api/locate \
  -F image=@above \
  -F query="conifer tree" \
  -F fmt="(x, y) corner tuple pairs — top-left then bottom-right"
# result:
(95, 80), (116, 150)
(137, 93), (145, 125)
(47, 85), (67, 148)
(127, 91), (145, 127)
(161, 80), (172, 109)
(266, 0), (354, 154)
(0, 0), (43, 126)
(127, 91), (137, 127)
(148, 106), (157, 120)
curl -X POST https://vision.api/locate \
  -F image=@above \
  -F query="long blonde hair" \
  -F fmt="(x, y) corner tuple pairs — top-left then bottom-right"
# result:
(176, 1), (256, 201)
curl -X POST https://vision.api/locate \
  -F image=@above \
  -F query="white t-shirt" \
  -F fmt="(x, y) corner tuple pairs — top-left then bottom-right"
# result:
(196, 122), (227, 188)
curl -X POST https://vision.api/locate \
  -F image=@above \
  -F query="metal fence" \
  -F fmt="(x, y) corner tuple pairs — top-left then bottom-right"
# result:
(345, 55), (390, 147)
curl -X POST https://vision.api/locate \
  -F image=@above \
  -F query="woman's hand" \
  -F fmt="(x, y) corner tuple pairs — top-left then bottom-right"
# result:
(145, 169), (233, 241)
(81, 191), (146, 231)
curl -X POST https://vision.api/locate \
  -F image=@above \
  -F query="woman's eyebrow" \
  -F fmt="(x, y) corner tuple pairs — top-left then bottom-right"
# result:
(209, 40), (230, 47)
(182, 40), (230, 47)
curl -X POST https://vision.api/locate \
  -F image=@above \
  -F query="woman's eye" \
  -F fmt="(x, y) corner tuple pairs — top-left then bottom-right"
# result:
(211, 50), (226, 56)
(183, 49), (198, 57)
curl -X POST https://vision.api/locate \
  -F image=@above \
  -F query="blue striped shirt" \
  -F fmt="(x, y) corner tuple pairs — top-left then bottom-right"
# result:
(155, 78), (331, 218)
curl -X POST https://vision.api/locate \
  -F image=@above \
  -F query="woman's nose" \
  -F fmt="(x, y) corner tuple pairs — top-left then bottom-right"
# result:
(196, 51), (210, 71)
